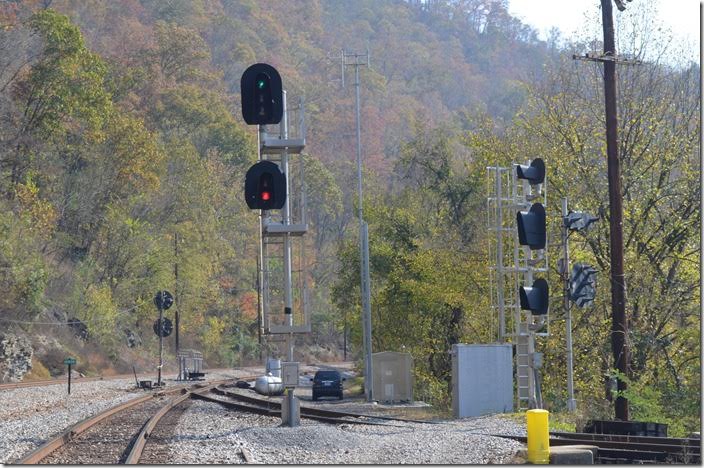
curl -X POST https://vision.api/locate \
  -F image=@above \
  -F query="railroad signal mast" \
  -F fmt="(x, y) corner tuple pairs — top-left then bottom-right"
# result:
(487, 158), (549, 410)
(241, 63), (310, 427)
(560, 198), (600, 412)
(153, 290), (174, 387)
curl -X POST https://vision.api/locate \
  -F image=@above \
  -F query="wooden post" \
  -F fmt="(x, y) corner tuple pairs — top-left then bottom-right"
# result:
(600, 0), (629, 421)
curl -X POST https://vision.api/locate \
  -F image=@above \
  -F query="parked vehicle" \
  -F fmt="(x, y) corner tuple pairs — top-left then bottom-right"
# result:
(312, 370), (344, 401)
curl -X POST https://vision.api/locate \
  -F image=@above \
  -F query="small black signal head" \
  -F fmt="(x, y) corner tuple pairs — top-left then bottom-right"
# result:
(154, 290), (174, 310)
(519, 278), (549, 315)
(516, 158), (545, 185)
(516, 203), (546, 250)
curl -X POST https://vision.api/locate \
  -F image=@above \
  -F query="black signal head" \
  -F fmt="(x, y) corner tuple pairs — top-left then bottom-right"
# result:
(516, 158), (545, 185)
(241, 63), (283, 125)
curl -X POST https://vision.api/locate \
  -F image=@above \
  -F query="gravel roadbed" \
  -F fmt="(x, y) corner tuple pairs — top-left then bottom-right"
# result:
(0, 370), (243, 464)
(164, 400), (525, 464)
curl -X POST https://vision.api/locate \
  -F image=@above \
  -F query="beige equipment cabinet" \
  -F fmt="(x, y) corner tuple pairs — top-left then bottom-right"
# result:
(372, 351), (414, 403)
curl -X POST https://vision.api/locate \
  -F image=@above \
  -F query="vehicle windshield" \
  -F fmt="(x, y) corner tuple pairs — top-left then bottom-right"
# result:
(315, 371), (339, 380)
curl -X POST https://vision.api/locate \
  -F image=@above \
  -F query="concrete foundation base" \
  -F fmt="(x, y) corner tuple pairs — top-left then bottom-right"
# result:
(549, 445), (598, 464)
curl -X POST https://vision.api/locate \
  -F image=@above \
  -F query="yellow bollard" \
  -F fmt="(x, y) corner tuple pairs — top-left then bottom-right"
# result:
(526, 409), (550, 464)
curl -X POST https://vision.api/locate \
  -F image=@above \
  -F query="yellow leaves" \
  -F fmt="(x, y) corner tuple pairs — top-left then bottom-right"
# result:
(103, 112), (164, 195)
(202, 316), (227, 357)
(15, 178), (58, 238)
(80, 283), (119, 343)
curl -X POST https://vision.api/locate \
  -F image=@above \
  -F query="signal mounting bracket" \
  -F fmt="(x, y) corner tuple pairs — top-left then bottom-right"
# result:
(261, 136), (306, 155)
(263, 220), (308, 236)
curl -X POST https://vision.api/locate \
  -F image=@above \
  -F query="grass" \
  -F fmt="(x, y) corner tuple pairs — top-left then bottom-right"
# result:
(342, 376), (452, 420)
(24, 357), (51, 380)
(345, 376), (364, 397)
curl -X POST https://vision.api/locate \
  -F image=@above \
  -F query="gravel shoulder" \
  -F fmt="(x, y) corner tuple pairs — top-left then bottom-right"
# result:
(1, 364), (526, 464)
(0, 369), (244, 464)
(165, 400), (526, 464)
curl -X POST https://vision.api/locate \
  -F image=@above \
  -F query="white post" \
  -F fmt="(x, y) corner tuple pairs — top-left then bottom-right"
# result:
(563, 197), (577, 412)
(280, 91), (298, 426)
(495, 168), (505, 340)
(281, 91), (294, 362)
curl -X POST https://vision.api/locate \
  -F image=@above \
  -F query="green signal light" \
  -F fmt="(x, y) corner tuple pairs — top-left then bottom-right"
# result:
(257, 80), (266, 89)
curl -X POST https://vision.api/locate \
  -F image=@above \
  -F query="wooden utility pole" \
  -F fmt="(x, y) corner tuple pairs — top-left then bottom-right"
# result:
(601, 0), (629, 421)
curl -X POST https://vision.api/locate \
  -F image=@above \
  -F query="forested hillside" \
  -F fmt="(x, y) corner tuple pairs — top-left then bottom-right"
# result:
(0, 0), (699, 434)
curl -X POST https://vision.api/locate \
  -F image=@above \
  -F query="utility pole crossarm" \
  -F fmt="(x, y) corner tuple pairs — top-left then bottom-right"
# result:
(572, 53), (642, 65)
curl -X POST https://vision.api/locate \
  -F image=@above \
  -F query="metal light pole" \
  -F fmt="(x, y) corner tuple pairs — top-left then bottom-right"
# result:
(561, 198), (577, 412)
(343, 49), (373, 401)
(281, 90), (294, 364)
(280, 91), (298, 426)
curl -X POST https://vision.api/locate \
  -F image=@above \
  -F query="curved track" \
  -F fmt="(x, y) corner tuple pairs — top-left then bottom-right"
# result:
(197, 385), (441, 426)
(14, 381), (231, 464)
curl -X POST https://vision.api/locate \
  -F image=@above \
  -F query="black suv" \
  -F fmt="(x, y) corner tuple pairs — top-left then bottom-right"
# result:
(312, 370), (344, 401)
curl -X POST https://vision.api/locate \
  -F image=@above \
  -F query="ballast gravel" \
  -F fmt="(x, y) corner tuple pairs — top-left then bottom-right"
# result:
(0, 370), (243, 464)
(1, 365), (526, 464)
(165, 400), (525, 464)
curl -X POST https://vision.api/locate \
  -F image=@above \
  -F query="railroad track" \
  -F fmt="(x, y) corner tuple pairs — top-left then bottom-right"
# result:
(196, 385), (441, 427)
(13, 380), (238, 464)
(496, 431), (701, 464)
(12, 367), (423, 464)
(0, 362), (352, 391)
(0, 376), (108, 390)
(0, 367), (248, 391)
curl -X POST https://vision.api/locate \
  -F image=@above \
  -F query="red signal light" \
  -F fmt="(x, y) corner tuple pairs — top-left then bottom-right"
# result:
(261, 191), (271, 201)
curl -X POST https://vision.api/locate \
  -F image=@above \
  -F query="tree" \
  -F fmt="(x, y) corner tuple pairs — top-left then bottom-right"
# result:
(462, 24), (699, 429)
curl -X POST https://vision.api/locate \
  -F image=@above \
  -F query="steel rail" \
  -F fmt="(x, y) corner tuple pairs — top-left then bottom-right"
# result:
(214, 386), (441, 424)
(122, 378), (259, 464)
(13, 380), (234, 464)
(194, 391), (406, 427)
(15, 391), (171, 464)
(0, 367), (250, 391)
(123, 390), (191, 464)
(550, 430), (701, 448)
(494, 433), (700, 464)
(0, 376), (106, 390)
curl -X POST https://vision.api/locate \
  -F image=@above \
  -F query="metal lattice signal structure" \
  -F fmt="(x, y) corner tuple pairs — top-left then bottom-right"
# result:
(487, 162), (549, 410)
(258, 92), (311, 360)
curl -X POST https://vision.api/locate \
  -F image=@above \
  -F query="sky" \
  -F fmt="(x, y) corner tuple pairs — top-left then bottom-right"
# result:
(508, 0), (700, 61)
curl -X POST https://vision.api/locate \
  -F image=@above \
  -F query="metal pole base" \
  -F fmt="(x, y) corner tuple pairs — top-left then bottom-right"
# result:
(281, 390), (300, 427)
(567, 399), (577, 412)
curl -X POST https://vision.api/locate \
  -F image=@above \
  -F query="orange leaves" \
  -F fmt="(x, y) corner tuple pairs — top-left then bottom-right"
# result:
(238, 291), (258, 321)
